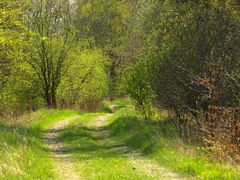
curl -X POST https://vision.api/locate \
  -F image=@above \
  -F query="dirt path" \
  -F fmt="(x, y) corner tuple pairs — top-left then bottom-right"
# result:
(43, 114), (184, 180)
(43, 116), (82, 180)
(91, 115), (183, 180)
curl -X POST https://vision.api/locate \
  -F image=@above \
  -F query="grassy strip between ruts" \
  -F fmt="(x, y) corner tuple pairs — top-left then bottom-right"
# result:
(0, 109), (78, 179)
(60, 113), (158, 180)
(108, 109), (240, 180)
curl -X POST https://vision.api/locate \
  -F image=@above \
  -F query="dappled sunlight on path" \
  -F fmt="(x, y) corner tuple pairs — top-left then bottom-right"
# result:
(43, 116), (83, 180)
(42, 114), (186, 180)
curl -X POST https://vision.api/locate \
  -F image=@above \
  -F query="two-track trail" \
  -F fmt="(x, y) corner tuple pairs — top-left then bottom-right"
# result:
(43, 114), (184, 180)
(43, 116), (82, 180)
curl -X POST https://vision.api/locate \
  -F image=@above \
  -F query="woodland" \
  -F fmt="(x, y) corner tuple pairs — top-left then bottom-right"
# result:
(0, 0), (240, 179)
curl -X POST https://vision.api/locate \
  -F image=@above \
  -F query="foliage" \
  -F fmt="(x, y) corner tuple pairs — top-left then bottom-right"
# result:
(124, 0), (240, 161)
(0, 0), (29, 114)
(58, 47), (109, 109)
(123, 58), (156, 120)
(74, 0), (136, 99)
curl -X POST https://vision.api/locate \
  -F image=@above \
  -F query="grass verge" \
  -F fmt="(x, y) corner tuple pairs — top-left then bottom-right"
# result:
(0, 109), (78, 179)
(108, 110), (240, 179)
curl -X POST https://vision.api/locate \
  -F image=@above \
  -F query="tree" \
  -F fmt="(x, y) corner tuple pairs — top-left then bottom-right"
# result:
(0, 0), (27, 114)
(73, 0), (136, 100)
(25, 0), (74, 108)
(142, 0), (240, 158)
(57, 45), (109, 110)
(122, 0), (240, 156)
(124, 58), (155, 120)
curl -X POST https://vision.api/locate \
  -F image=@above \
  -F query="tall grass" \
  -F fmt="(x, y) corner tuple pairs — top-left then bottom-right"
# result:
(0, 109), (78, 179)
(109, 110), (240, 179)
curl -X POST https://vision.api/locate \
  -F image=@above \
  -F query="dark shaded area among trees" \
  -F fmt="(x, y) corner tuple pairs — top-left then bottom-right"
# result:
(1, 0), (240, 161)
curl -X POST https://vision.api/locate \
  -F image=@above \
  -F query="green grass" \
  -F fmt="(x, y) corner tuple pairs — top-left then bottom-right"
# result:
(102, 98), (130, 113)
(30, 109), (79, 130)
(108, 110), (240, 180)
(0, 109), (78, 179)
(60, 113), (150, 180)
(1, 106), (239, 179)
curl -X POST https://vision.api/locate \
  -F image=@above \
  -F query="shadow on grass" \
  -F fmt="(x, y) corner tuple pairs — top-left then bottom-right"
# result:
(108, 114), (179, 154)
(55, 113), (178, 161)
(57, 123), (138, 161)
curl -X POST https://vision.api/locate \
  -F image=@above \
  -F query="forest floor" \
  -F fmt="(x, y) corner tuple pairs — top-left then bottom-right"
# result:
(44, 113), (182, 180)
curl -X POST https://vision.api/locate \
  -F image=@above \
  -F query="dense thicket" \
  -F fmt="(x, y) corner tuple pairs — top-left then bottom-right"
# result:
(125, 1), (240, 161)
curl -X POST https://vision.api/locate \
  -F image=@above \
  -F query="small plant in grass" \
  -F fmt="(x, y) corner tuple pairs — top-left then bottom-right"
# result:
(122, 58), (156, 120)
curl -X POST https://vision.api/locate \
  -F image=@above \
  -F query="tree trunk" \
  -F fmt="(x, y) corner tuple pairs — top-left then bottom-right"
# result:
(44, 87), (57, 108)
(44, 89), (52, 108)
(109, 63), (117, 101)
(51, 90), (57, 108)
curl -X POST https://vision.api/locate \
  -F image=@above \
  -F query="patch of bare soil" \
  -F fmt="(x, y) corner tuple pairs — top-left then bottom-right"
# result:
(43, 116), (82, 180)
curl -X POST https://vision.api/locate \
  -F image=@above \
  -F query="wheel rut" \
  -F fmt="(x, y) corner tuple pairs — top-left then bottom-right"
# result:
(43, 116), (82, 180)
(43, 114), (185, 180)
(89, 114), (184, 180)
